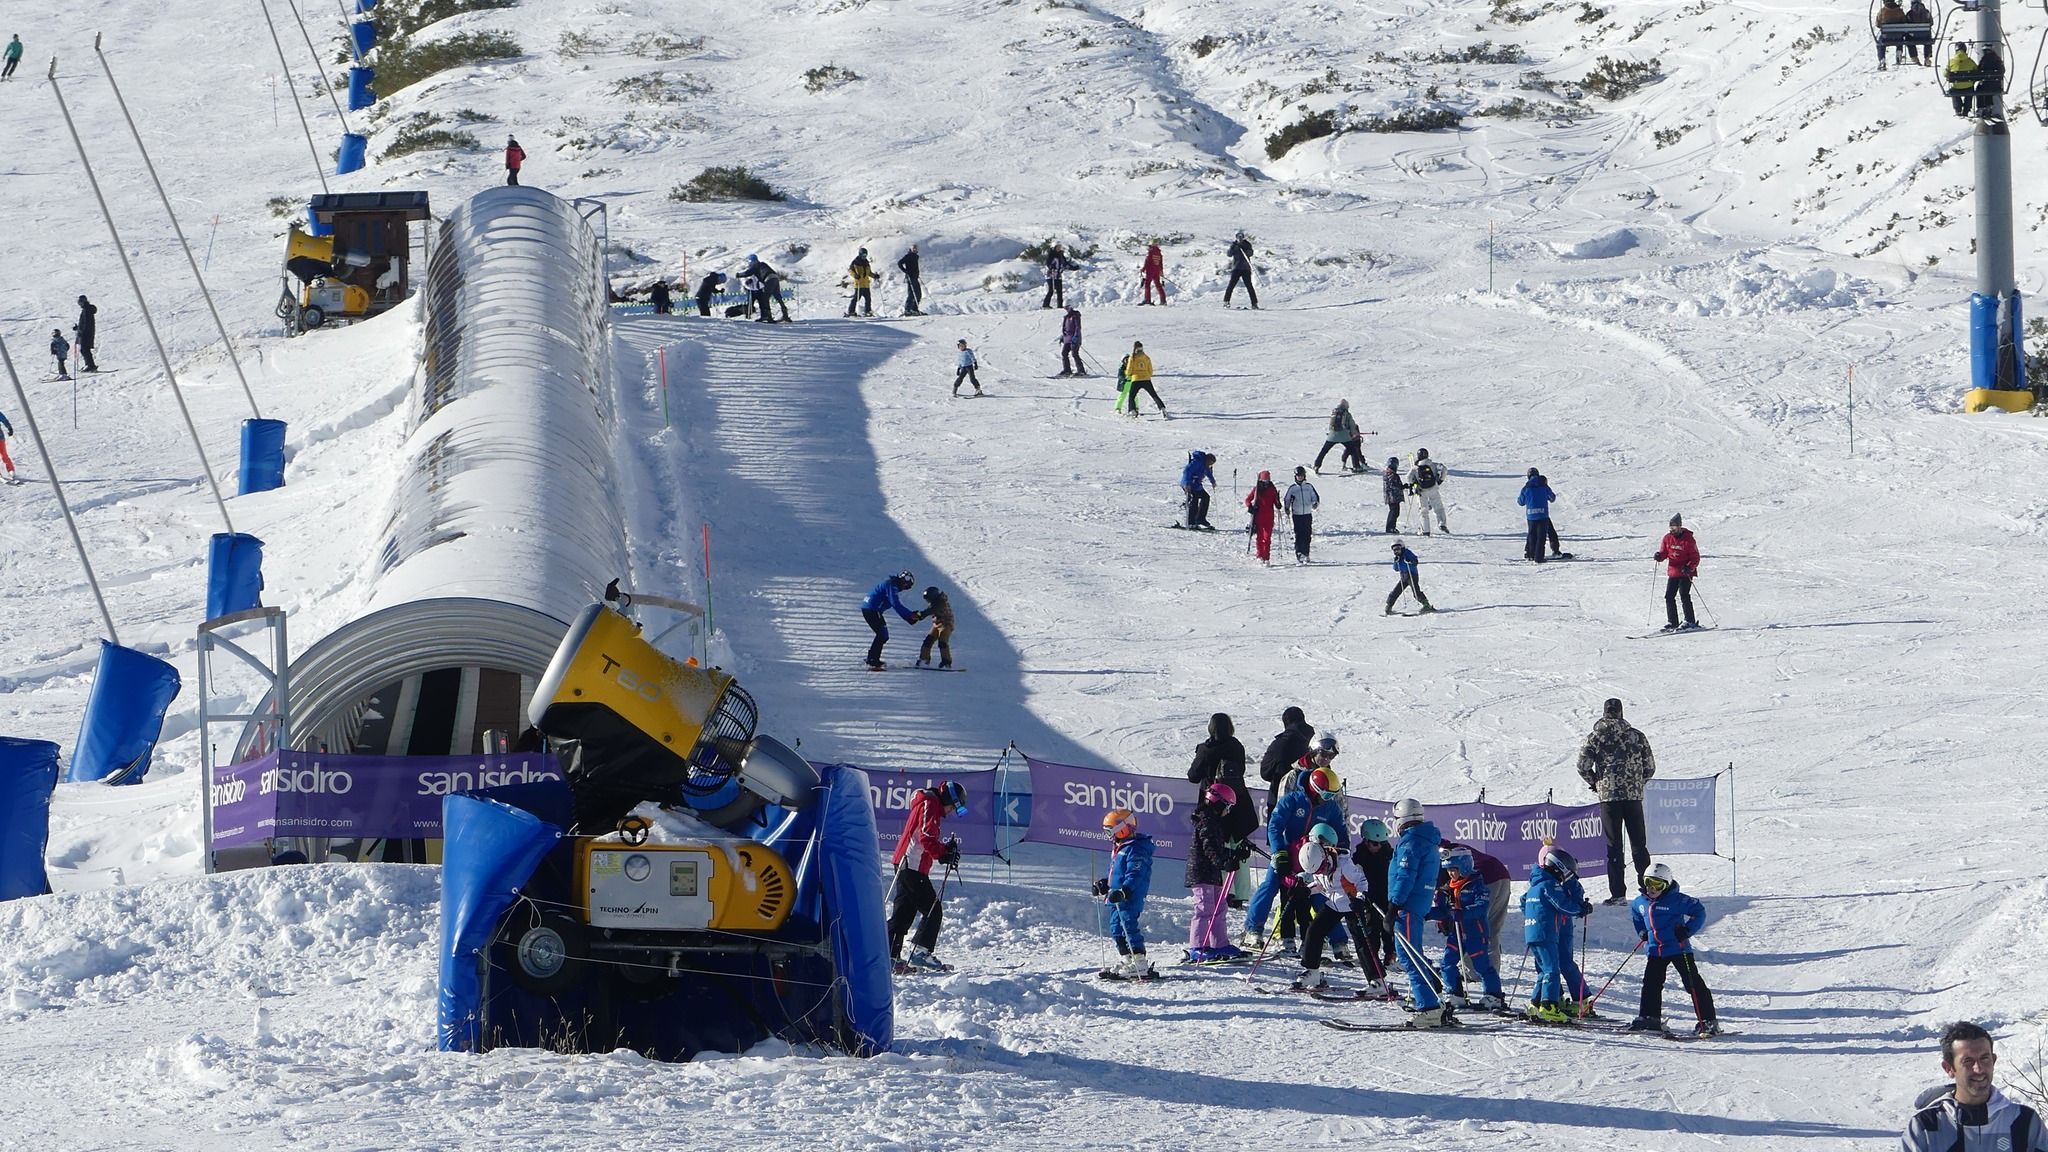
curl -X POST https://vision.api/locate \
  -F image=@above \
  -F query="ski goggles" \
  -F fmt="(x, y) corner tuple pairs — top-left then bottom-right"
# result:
(1641, 876), (1670, 896)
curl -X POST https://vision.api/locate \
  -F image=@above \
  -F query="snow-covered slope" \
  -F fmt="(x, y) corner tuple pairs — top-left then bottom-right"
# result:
(5, 0), (2048, 1146)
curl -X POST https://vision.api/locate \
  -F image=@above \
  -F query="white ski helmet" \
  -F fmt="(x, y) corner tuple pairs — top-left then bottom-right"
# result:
(1642, 861), (1675, 891)
(1391, 797), (1425, 829)
(1297, 840), (1332, 875)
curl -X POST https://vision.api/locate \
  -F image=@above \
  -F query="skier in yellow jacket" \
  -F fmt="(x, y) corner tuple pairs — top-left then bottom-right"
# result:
(847, 248), (876, 317)
(1121, 341), (1165, 415)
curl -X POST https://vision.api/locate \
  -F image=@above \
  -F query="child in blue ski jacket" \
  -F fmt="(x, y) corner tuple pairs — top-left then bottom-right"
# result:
(860, 571), (920, 670)
(1628, 862), (1719, 1035)
(1429, 847), (1504, 1008)
(1385, 799), (1447, 1025)
(1180, 450), (1217, 529)
(1521, 845), (1590, 1022)
(1095, 808), (1157, 979)
(1244, 768), (1345, 951)
(1386, 540), (1435, 614)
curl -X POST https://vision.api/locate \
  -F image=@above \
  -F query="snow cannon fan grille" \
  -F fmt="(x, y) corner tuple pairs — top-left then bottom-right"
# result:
(693, 684), (759, 787)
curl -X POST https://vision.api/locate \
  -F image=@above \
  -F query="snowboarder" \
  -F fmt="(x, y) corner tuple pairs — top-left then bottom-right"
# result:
(1429, 846), (1506, 1010)
(648, 278), (673, 315)
(504, 136), (525, 186)
(1041, 243), (1070, 309)
(2, 35), (20, 81)
(1904, 1023), (2048, 1150)
(1351, 818), (1397, 976)
(1179, 450), (1216, 528)
(1293, 823), (1388, 994)
(1094, 807), (1157, 979)
(1224, 230), (1258, 309)
(897, 244), (923, 315)
(953, 339), (982, 397)
(73, 296), (97, 374)
(1522, 842), (1591, 1022)
(888, 779), (967, 972)
(49, 329), (69, 380)
(1441, 839), (1513, 977)
(1184, 782), (1248, 962)
(1314, 400), (1363, 474)
(913, 585), (954, 669)
(1385, 539), (1435, 615)
(1284, 466), (1319, 563)
(1627, 861), (1720, 1035)
(1518, 468), (1557, 562)
(1120, 341), (1164, 415)
(1577, 697), (1657, 905)
(846, 248), (875, 317)
(860, 570), (920, 669)
(1408, 448), (1449, 535)
(694, 271), (726, 316)
(0, 408), (15, 481)
(1654, 513), (1701, 630)
(1387, 798), (1448, 1026)
(1380, 456), (1404, 533)
(1057, 306), (1084, 376)
(1141, 243), (1167, 305)
(1245, 470), (1281, 564)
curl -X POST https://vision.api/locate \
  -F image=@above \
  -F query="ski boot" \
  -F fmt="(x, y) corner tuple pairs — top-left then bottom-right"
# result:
(1124, 952), (1156, 980)
(1417, 603), (1438, 614)
(1626, 1016), (1665, 1033)
(1332, 944), (1355, 965)
(1359, 979), (1390, 999)
(907, 946), (949, 972)
(892, 958), (913, 976)
(1408, 1005), (1450, 1029)
(1443, 991), (1470, 1009)
(1291, 967), (1329, 993)
(1526, 1001), (1570, 1025)
(1694, 1018), (1721, 1037)
(1476, 993), (1507, 1012)
(1560, 998), (1601, 1019)
(1239, 932), (1265, 950)
(1277, 938), (1300, 959)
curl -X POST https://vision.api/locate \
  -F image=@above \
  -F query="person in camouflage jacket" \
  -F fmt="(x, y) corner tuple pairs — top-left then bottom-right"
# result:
(1576, 698), (1657, 903)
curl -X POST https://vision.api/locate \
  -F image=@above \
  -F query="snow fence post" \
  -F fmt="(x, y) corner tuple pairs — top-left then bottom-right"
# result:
(1727, 761), (1736, 897)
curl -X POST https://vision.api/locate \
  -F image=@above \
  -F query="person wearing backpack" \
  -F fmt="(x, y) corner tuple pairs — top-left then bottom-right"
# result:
(1313, 400), (1363, 473)
(1408, 448), (1449, 535)
(1904, 1022), (2048, 1151)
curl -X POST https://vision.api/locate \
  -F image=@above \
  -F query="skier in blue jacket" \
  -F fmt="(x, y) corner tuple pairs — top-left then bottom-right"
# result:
(1385, 540), (1436, 615)
(1094, 807), (1158, 979)
(1386, 798), (1447, 1026)
(1180, 450), (1217, 529)
(1244, 767), (1345, 955)
(1521, 844), (1591, 1023)
(1429, 846), (1506, 1010)
(1628, 862), (1719, 1035)
(860, 570), (919, 670)
(1517, 469), (1560, 563)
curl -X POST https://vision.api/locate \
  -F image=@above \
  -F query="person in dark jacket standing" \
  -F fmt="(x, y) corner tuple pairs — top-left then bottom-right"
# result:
(73, 296), (98, 373)
(1256, 706), (1315, 814)
(1655, 513), (1701, 631)
(1183, 781), (1248, 961)
(1386, 539), (1435, 614)
(743, 254), (791, 323)
(1041, 243), (1070, 309)
(1577, 697), (1657, 904)
(889, 780), (967, 971)
(648, 279), (673, 315)
(861, 570), (919, 670)
(1224, 231), (1258, 308)
(897, 244), (923, 315)
(695, 271), (726, 316)
(914, 585), (955, 669)
(1186, 712), (1256, 840)
(1057, 306), (1084, 376)
(504, 136), (525, 186)
(1381, 456), (1404, 533)
(1518, 468), (1557, 562)
(49, 329), (69, 380)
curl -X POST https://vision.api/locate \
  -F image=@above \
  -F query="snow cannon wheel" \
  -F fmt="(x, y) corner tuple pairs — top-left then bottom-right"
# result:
(302, 305), (327, 329)
(494, 905), (587, 995)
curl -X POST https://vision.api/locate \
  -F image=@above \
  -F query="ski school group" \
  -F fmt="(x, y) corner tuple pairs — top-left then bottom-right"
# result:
(878, 710), (1722, 1038)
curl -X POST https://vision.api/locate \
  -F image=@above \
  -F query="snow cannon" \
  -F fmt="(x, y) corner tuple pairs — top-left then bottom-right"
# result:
(277, 191), (431, 335)
(436, 742), (894, 1061)
(528, 601), (813, 834)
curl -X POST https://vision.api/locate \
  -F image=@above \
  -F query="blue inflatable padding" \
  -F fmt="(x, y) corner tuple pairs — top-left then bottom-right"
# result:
(337, 133), (367, 175)
(437, 794), (562, 1053)
(355, 0), (378, 10)
(2001, 292), (2026, 392)
(306, 206), (333, 238)
(206, 532), (265, 620)
(238, 418), (287, 495)
(814, 763), (894, 1054)
(1971, 291), (1998, 392)
(69, 642), (180, 784)
(349, 20), (377, 58)
(0, 738), (61, 900)
(347, 66), (377, 111)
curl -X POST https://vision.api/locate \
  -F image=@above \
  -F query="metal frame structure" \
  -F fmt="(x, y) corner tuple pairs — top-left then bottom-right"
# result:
(197, 607), (289, 872)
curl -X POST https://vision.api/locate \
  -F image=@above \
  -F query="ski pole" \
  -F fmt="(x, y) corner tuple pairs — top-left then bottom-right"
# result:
(1576, 914), (1591, 1014)
(1583, 937), (1644, 1019)
(1649, 563), (1663, 629)
(1507, 945), (1531, 1004)
(1692, 577), (1718, 626)
(1389, 911), (1450, 998)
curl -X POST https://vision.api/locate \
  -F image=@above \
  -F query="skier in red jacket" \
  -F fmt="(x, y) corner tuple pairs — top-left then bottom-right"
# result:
(504, 136), (526, 186)
(889, 780), (967, 971)
(1654, 513), (1701, 631)
(1245, 470), (1282, 564)
(1141, 244), (1167, 305)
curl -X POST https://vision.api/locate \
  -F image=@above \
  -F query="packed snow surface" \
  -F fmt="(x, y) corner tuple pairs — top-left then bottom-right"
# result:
(3, 0), (2048, 1145)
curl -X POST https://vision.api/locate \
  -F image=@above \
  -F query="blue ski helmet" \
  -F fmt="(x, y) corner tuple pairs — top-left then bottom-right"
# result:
(939, 780), (967, 816)
(1359, 818), (1391, 843)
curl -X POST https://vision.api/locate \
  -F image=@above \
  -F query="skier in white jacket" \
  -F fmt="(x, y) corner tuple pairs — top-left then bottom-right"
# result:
(1408, 448), (1449, 535)
(1283, 467), (1320, 563)
(1293, 825), (1386, 994)
(953, 339), (982, 397)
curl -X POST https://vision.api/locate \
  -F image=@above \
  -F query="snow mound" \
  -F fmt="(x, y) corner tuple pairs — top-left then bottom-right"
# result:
(1555, 228), (1640, 260)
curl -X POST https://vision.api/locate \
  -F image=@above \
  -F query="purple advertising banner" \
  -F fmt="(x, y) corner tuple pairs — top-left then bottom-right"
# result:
(208, 751), (563, 849)
(1018, 755), (1717, 874)
(856, 767), (1000, 860)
